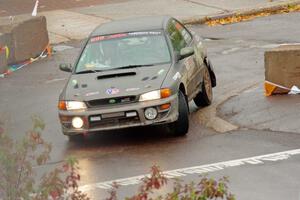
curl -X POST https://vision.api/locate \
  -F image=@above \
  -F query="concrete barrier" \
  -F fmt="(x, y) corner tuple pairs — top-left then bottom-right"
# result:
(265, 45), (300, 90)
(0, 43), (7, 74)
(0, 15), (49, 65)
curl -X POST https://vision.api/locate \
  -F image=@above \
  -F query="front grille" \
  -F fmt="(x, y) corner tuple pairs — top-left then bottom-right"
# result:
(89, 116), (140, 129)
(87, 96), (137, 107)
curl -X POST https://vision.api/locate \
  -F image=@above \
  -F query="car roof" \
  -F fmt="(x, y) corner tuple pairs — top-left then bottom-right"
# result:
(90, 16), (172, 37)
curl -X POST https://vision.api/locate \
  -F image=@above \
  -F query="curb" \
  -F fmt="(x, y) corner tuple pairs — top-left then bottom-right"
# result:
(182, 0), (300, 25)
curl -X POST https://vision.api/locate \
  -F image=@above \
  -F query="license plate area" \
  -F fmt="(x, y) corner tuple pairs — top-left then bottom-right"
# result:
(90, 116), (101, 122)
(101, 112), (125, 119)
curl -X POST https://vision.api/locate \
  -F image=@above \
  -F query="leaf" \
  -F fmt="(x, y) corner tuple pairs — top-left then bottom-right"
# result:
(206, 5), (300, 26)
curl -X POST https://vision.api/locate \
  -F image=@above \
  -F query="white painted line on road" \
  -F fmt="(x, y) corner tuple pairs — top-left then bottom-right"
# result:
(79, 148), (300, 192)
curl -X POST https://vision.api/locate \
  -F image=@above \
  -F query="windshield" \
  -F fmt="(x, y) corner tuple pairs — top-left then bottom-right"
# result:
(75, 31), (171, 73)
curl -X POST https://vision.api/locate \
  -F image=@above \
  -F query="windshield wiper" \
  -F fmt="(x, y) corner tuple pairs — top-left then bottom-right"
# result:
(113, 64), (155, 70)
(76, 64), (155, 74)
(76, 69), (103, 74)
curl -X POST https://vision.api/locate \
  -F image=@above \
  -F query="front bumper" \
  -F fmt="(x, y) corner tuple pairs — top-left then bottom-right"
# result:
(59, 94), (179, 135)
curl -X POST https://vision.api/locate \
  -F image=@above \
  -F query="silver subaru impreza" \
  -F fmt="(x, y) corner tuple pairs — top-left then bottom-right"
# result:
(58, 16), (216, 140)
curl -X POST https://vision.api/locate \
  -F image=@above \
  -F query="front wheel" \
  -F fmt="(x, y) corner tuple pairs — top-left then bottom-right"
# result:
(193, 66), (213, 107)
(167, 91), (189, 136)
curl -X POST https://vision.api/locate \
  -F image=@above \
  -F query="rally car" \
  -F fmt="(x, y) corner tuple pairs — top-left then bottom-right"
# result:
(58, 16), (216, 139)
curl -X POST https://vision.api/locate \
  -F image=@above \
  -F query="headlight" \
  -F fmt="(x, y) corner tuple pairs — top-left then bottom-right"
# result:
(144, 107), (158, 120)
(58, 101), (87, 111)
(72, 117), (84, 128)
(139, 90), (161, 101)
(139, 88), (171, 102)
(67, 101), (87, 110)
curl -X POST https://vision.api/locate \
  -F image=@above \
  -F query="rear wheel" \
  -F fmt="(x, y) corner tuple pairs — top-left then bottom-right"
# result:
(167, 91), (189, 136)
(193, 66), (213, 107)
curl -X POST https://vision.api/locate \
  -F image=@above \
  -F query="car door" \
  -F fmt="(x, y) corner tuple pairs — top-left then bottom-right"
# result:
(190, 30), (206, 89)
(167, 19), (200, 99)
(177, 22), (204, 99)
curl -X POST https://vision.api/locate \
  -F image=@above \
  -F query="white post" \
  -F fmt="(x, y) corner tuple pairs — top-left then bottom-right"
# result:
(32, 0), (39, 16)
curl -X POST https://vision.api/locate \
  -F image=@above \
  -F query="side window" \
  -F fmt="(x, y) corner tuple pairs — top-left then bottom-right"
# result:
(181, 26), (192, 44)
(167, 20), (187, 52)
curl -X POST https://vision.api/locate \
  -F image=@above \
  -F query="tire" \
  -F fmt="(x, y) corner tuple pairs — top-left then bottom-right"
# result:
(193, 66), (213, 107)
(167, 91), (189, 136)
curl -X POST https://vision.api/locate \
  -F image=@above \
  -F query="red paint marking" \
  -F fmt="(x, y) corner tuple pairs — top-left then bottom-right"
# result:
(90, 33), (128, 43)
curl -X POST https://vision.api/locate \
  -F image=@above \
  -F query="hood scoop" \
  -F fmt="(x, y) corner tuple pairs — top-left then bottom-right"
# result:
(97, 72), (136, 80)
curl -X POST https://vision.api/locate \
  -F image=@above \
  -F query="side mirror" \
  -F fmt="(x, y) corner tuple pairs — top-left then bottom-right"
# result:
(59, 63), (72, 72)
(179, 47), (194, 60)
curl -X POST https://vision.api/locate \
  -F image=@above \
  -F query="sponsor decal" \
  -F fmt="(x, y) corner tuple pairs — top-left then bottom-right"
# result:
(126, 88), (140, 92)
(72, 79), (79, 89)
(172, 72), (182, 80)
(106, 87), (120, 95)
(90, 33), (128, 43)
(71, 79), (78, 86)
(85, 91), (100, 97)
(108, 99), (116, 104)
(128, 31), (161, 36)
(90, 31), (161, 43)
(157, 69), (165, 75)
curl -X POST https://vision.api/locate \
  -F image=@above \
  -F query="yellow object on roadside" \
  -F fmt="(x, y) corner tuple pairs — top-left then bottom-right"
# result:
(264, 81), (290, 96)
(0, 43), (52, 78)
(46, 44), (52, 56)
(264, 81), (276, 96)
(4, 46), (9, 59)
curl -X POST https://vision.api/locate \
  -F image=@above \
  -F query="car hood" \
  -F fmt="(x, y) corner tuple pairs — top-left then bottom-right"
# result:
(62, 64), (171, 101)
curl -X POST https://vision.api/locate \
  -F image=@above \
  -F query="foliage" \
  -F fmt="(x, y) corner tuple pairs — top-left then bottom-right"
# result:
(106, 165), (235, 200)
(0, 117), (235, 200)
(206, 4), (300, 26)
(0, 116), (89, 200)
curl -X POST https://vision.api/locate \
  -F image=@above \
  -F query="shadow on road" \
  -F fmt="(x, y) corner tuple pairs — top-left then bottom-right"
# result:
(65, 125), (181, 153)
(64, 103), (205, 153)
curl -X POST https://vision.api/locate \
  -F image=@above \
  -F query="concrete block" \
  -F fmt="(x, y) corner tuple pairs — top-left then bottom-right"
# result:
(0, 54), (7, 74)
(0, 51), (7, 74)
(0, 15), (49, 65)
(0, 34), (8, 74)
(265, 45), (300, 88)
(0, 32), (12, 64)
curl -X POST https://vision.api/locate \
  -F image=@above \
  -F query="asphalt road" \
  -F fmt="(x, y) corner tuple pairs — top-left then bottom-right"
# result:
(1, 12), (300, 199)
(0, 0), (129, 17)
